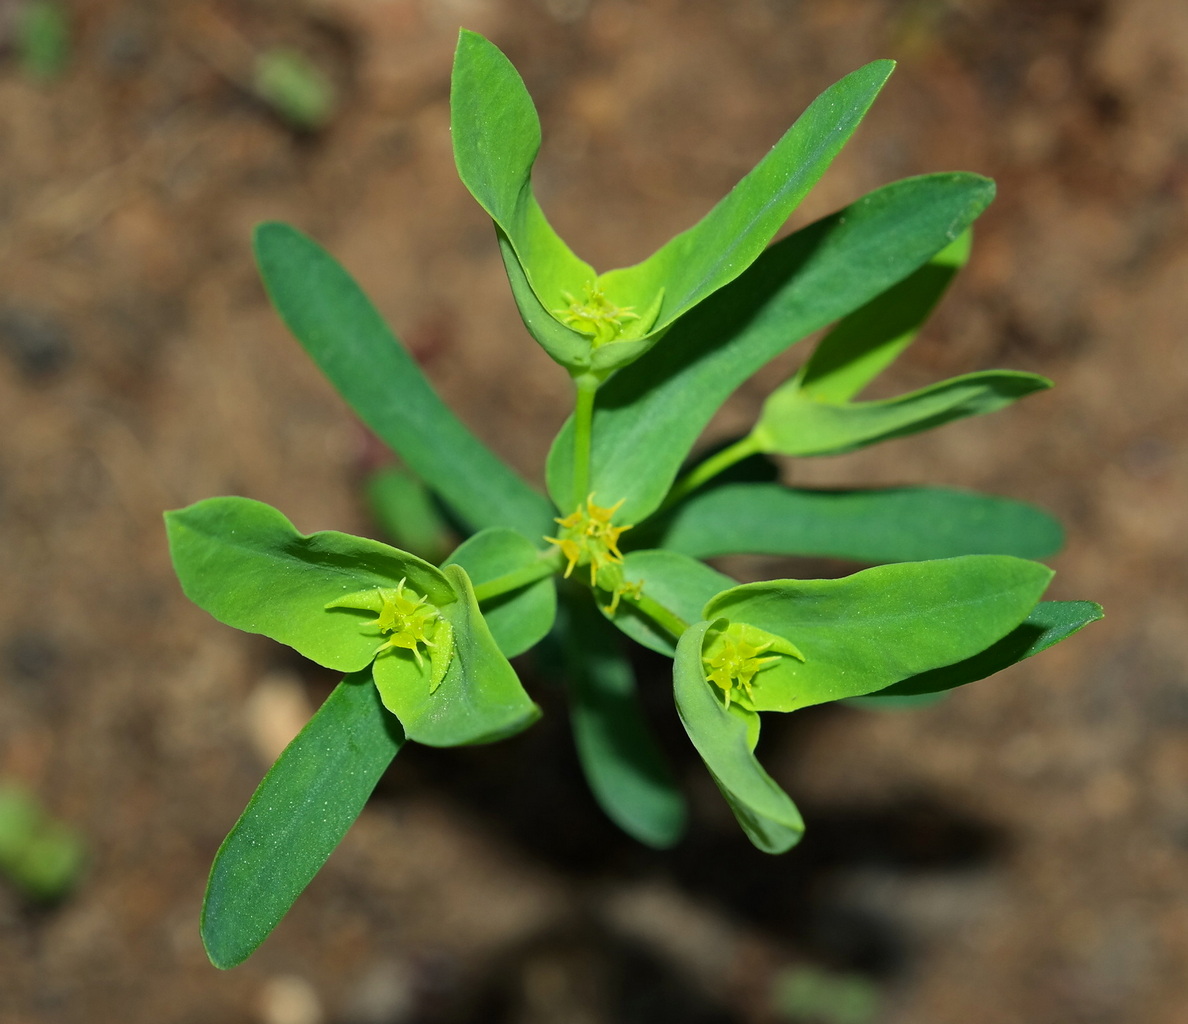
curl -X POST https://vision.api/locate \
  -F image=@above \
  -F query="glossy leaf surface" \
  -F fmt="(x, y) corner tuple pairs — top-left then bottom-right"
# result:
(254, 221), (553, 537)
(166, 496), (453, 672)
(547, 174), (996, 521)
(703, 556), (1053, 711)
(674, 621), (804, 853)
(453, 31), (893, 375)
(865, 600), (1103, 698)
(795, 230), (970, 402)
(202, 674), (403, 969)
(644, 484), (1064, 563)
(373, 565), (541, 746)
(445, 528), (557, 658)
(563, 597), (687, 848)
(598, 59), (895, 333)
(451, 32), (595, 343)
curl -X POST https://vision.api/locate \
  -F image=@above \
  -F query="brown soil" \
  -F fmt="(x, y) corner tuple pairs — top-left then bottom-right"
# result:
(2, 1), (1186, 1022)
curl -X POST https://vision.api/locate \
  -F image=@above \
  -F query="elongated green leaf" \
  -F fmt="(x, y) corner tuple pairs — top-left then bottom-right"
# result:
(753, 370), (1051, 457)
(166, 496), (452, 672)
(496, 228), (594, 369)
(674, 621), (804, 853)
(600, 60), (895, 331)
(373, 564), (541, 746)
(703, 555), (1053, 712)
(603, 550), (733, 656)
(445, 528), (557, 658)
(454, 32), (894, 376)
(202, 673), (403, 969)
(641, 484), (1064, 562)
(253, 221), (553, 537)
(796, 230), (971, 402)
(563, 596), (687, 848)
(862, 600), (1103, 698)
(547, 174), (996, 521)
(365, 466), (452, 565)
(451, 30), (595, 324)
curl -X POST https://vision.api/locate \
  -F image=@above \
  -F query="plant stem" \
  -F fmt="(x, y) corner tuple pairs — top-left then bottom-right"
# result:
(571, 377), (598, 507)
(472, 551), (562, 603)
(621, 590), (690, 641)
(659, 433), (763, 513)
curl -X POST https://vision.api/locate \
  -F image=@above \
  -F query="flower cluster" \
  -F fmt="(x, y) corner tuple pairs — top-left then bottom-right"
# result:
(553, 283), (640, 347)
(702, 621), (805, 708)
(546, 493), (632, 585)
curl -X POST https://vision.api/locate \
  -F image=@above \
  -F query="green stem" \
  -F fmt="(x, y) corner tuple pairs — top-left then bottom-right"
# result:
(571, 377), (598, 507)
(620, 591), (690, 642)
(472, 551), (562, 604)
(659, 433), (763, 513)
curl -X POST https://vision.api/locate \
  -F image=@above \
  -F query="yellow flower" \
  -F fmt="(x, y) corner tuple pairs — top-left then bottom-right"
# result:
(553, 283), (640, 347)
(326, 578), (455, 692)
(702, 622), (805, 708)
(545, 493), (633, 585)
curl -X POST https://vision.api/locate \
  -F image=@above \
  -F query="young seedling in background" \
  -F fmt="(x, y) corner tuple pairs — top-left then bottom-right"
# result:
(253, 47), (336, 131)
(0, 782), (86, 903)
(15, 0), (69, 83)
(166, 29), (1101, 969)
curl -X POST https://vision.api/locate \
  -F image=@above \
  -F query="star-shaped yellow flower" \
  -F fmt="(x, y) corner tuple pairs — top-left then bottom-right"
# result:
(545, 493), (633, 585)
(702, 622), (805, 708)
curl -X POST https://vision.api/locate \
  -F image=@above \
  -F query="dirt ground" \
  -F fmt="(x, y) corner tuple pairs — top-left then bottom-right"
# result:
(1, 0), (1186, 1021)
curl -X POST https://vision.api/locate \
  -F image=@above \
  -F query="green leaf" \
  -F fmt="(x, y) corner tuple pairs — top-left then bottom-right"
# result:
(861, 600), (1103, 699)
(0, 784), (86, 903)
(166, 496), (453, 672)
(752, 370), (1051, 457)
(372, 564), (541, 746)
(603, 550), (733, 656)
(496, 229), (594, 368)
(703, 555), (1053, 711)
(202, 673), (403, 969)
(453, 32), (893, 376)
(643, 484), (1064, 563)
(18, 1), (70, 83)
(563, 596), (687, 848)
(253, 221), (553, 537)
(599, 60), (896, 333)
(253, 49), (336, 130)
(445, 528), (557, 658)
(451, 31), (596, 362)
(796, 229), (971, 402)
(547, 173), (997, 521)
(674, 621), (804, 853)
(365, 466), (453, 565)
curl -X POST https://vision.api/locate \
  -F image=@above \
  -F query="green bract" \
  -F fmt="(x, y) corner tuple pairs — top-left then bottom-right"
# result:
(165, 497), (539, 747)
(165, 29), (1101, 970)
(452, 29), (894, 381)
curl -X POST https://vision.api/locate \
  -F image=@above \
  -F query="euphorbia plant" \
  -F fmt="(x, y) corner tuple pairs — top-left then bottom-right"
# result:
(166, 30), (1101, 969)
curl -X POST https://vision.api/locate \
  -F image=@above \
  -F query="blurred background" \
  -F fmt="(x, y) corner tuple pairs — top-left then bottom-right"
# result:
(1, 0), (1185, 1021)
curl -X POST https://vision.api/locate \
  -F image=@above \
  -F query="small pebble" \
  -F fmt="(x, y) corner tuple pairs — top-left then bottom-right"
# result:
(258, 975), (323, 1024)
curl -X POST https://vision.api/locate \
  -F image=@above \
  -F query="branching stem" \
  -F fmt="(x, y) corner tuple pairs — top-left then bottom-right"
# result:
(660, 433), (763, 513)
(620, 590), (690, 641)
(472, 550), (562, 603)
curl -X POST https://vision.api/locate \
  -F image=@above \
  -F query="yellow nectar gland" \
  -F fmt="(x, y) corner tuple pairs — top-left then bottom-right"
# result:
(327, 579), (454, 692)
(553, 283), (639, 347)
(546, 493), (635, 597)
(702, 622), (805, 709)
